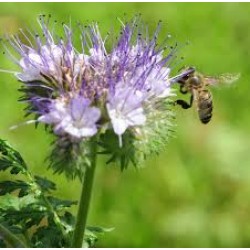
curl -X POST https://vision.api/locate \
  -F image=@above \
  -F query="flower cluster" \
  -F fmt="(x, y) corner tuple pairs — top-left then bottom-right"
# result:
(4, 15), (191, 176)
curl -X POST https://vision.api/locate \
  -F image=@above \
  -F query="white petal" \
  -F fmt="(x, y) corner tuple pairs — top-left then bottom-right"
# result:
(38, 101), (68, 124)
(38, 112), (61, 124)
(38, 114), (54, 124)
(111, 117), (128, 135)
(51, 45), (63, 63)
(80, 107), (101, 125)
(28, 53), (43, 65)
(63, 125), (97, 138)
(107, 103), (128, 135)
(127, 108), (146, 126)
(19, 58), (28, 69)
(15, 70), (41, 81)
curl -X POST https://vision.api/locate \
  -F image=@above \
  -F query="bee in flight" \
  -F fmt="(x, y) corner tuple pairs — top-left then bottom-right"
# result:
(172, 67), (240, 124)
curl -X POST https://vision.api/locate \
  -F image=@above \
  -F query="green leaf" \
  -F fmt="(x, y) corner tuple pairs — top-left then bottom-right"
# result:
(0, 223), (26, 247)
(0, 194), (21, 210)
(17, 194), (39, 208)
(87, 225), (115, 233)
(83, 228), (98, 248)
(0, 239), (7, 248)
(60, 211), (75, 228)
(0, 139), (79, 247)
(0, 139), (27, 175)
(34, 175), (56, 193)
(0, 180), (30, 197)
(0, 194), (47, 230)
(83, 225), (114, 248)
(0, 158), (13, 172)
(31, 225), (66, 248)
(1, 223), (23, 235)
(47, 196), (77, 211)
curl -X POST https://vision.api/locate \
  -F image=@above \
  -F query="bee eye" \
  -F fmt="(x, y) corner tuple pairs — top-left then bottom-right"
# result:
(190, 76), (200, 86)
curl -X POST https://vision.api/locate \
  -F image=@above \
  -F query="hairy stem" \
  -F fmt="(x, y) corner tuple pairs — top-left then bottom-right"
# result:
(72, 139), (97, 248)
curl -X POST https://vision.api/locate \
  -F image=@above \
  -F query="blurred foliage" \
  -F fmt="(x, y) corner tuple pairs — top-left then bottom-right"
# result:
(0, 2), (250, 247)
(0, 139), (110, 247)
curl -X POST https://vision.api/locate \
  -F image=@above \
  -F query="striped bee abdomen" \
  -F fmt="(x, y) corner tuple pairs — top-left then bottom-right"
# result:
(197, 89), (213, 124)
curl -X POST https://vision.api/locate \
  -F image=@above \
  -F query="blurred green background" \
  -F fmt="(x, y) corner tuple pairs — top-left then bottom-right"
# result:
(0, 2), (250, 247)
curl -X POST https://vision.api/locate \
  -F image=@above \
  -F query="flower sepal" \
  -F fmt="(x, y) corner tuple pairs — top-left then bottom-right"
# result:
(99, 130), (138, 171)
(48, 136), (93, 180)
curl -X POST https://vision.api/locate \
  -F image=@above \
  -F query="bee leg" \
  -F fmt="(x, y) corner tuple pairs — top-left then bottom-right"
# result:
(175, 99), (191, 109)
(175, 95), (193, 109)
(180, 85), (188, 94)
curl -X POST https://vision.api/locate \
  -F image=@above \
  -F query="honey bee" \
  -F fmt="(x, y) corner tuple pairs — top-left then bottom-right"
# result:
(174, 67), (240, 124)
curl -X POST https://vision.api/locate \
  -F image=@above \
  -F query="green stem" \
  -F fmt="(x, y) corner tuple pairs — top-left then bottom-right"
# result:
(0, 223), (27, 248)
(72, 139), (97, 248)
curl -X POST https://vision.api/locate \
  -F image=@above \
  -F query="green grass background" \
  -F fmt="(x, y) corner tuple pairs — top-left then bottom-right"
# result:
(0, 2), (250, 247)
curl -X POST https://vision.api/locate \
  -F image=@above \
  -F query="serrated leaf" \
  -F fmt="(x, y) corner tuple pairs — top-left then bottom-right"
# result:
(0, 180), (30, 197)
(0, 139), (27, 175)
(0, 139), (81, 247)
(0, 194), (20, 210)
(83, 225), (115, 247)
(47, 196), (77, 211)
(0, 140), (26, 167)
(34, 175), (56, 193)
(31, 224), (68, 248)
(0, 158), (13, 172)
(0, 207), (47, 231)
(0, 194), (44, 216)
(10, 167), (22, 175)
(18, 194), (39, 208)
(83, 229), (98, 248)
(60, 211), (75, 228)
(24, 213), (46, 229)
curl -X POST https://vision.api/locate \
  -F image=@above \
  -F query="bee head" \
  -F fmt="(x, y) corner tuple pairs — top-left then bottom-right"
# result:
(189, 76), (201, 86)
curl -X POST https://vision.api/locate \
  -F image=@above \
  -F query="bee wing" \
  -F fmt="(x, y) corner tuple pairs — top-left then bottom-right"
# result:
(169, 67), (195, 84)
(204, 73), (240, 86)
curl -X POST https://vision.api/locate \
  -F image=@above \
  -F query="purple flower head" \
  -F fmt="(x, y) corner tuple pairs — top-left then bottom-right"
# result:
(4, 15), (190, 144)
(38, 96), (101, 139)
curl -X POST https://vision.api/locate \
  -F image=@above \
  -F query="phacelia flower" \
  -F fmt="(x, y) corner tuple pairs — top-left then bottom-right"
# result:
(38, 96), (101, 138)
(3, 15), (191, 176)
